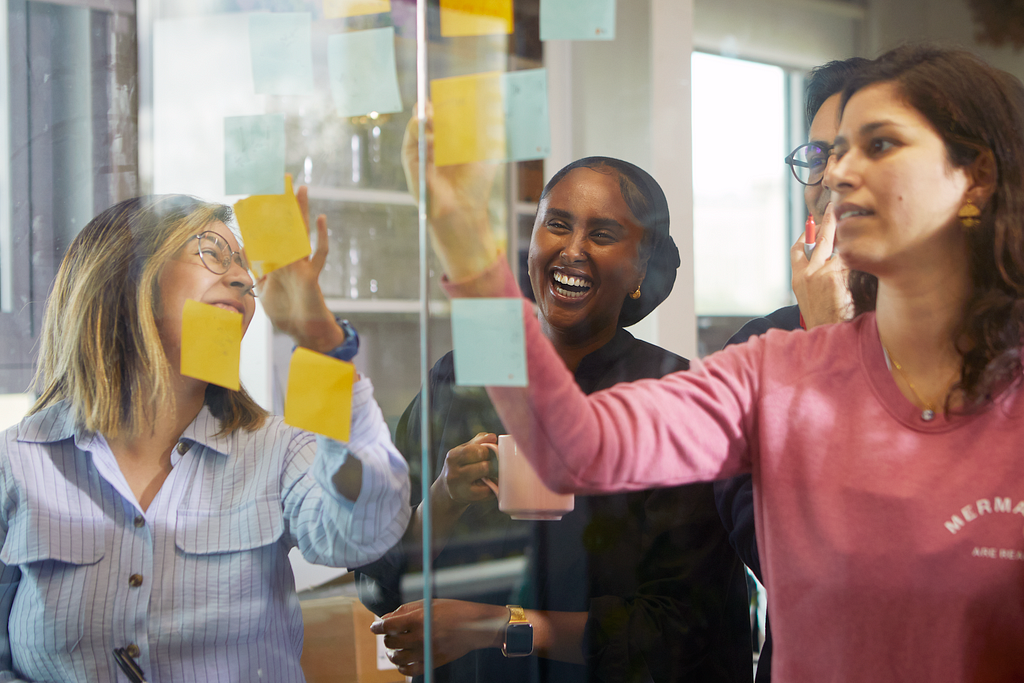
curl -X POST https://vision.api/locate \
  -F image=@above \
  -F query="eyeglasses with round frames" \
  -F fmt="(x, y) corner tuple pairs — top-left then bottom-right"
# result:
(784, 142), (833, 186)
(185, 231), (257, 297)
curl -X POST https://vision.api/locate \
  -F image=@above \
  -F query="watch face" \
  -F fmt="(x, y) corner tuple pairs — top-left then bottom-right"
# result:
(504, 622), (533, 657)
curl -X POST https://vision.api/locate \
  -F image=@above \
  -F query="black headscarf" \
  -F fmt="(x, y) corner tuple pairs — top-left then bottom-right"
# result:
(539, 157), (680, 327)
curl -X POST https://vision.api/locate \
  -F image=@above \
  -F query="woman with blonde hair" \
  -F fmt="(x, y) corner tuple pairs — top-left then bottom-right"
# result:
(0, 194), (409, 681)
(414, 45), (1024, 681)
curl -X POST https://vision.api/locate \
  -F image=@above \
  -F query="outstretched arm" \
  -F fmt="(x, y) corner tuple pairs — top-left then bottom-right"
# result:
(257, 184), (367, 499)
(400, 110), (502, 282)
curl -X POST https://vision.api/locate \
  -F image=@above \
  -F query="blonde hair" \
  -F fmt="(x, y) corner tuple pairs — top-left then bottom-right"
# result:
(31, 195), (267, 437)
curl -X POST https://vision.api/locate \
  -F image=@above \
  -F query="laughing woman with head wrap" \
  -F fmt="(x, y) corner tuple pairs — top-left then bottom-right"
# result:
(360, 156), (751, 683)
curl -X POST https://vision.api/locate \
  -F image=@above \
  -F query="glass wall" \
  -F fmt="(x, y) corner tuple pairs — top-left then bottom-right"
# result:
(0, 1), (833, 681)
(19, 0), (1005, 681)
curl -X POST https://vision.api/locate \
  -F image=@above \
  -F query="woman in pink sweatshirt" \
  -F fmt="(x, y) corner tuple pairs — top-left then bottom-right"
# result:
(411, 45), (1024, 682)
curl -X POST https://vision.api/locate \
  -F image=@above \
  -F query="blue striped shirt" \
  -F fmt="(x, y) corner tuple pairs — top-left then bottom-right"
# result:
(0, 378), (410, 682)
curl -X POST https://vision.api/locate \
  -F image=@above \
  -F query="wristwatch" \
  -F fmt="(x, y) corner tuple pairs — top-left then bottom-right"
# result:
(501, 605), (533, 657)
(323, 317), (360, 362)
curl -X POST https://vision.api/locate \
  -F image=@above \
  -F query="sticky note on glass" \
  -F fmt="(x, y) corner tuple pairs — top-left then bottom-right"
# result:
(327, 27), (403, 118)
(432, 72), (506, 166)
(285, 347), (355, 442)
(451, 298), (527, 387)
(181, 300), (242, 390)
(440, 0), (513, 36)
(224, 114), (286, 196)
(233, 175), (311, 277)
(502, 69), (550, 161)
(324, 0), (391, 18)
(249, 12), (315, 95)
(540, 0), (615, 41)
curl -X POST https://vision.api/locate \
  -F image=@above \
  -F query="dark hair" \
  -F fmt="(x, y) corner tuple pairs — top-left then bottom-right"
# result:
(841, 45), (1024, 409)
(805, 57), (874, 127)
(538, 157), (680, 327)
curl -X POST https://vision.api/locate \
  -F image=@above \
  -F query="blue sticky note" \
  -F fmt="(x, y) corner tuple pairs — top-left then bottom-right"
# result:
(540, 0), (616, 41)
(327, 27), (404, 118)
(451, 298), (528, 387)
(249, 12), (315, 95)
(502, 69), (550, 162)
(224, 114), (286, 196)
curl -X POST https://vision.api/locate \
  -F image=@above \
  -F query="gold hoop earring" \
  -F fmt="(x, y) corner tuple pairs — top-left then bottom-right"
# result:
(630, 286), (641, 300)
(959, 200), (981, 228)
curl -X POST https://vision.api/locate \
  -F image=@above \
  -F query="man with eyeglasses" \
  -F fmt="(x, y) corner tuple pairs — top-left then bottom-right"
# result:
(714, 57), (872, 683)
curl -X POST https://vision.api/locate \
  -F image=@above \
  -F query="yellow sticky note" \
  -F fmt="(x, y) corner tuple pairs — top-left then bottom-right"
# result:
(432, 72), (506, 166)
(180, 299), (242, 390)
(440, 0), (513, 36)
(285, 347), (355, 442)
(323, 0), (391, 17)
(233, 175), (311, 278)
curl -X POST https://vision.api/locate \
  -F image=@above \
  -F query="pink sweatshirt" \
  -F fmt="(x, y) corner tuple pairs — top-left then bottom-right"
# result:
(446, 259), (1024, 682)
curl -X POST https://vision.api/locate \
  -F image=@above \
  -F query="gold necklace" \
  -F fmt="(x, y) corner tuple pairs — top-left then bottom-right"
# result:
(883, 346), (957, 421)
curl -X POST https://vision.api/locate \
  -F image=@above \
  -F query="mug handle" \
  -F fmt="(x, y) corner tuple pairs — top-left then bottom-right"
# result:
(481, 442), (500, 496)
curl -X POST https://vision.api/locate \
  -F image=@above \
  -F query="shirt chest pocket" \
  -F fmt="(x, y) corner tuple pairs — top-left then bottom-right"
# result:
(174, 495), (285, 642)
(0, 510), (108, 657)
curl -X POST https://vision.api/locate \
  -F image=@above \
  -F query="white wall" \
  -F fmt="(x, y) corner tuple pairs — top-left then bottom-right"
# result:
(694, 0), (865, 69)
(867, 0), (1024, 82)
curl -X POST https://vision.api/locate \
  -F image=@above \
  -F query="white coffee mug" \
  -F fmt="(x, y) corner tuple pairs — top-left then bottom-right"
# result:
(483, 435), (574, 521)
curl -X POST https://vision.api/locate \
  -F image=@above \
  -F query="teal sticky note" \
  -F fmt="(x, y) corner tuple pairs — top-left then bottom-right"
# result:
(249, 12), (315, 95)
(327, 27), (404, 118)
(540, 0), (616, 41)
(224, 114), (286, 196)
(502, 69), (550, 162)
(451, 298), (528, 387)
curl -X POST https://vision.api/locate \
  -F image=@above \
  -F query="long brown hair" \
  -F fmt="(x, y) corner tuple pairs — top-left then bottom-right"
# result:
(31, 195), (267, 436)
(842, 45), (1024, 410)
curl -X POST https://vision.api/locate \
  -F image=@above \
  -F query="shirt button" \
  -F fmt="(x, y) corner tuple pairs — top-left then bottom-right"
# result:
(125, 643), (140, 658)
(176, 441), (190, 455)
(133, 515), (145, 528)
(128, 574), (144, 588)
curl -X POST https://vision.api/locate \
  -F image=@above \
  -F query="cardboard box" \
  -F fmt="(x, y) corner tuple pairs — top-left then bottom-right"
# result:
(300, 596), (406, 683)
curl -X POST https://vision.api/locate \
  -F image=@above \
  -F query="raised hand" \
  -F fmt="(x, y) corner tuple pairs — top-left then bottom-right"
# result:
(790, 202), (853, 328)
(401, 106), (502, 281)
(256, 183), (345, 353)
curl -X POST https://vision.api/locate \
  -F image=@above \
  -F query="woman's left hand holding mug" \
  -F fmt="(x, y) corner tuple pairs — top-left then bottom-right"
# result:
(433, 432), (498, 506)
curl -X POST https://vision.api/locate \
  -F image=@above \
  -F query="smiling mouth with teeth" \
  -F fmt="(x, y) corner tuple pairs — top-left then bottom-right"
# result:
(839, 209), (871, 220)
(553, 271), (593, 299)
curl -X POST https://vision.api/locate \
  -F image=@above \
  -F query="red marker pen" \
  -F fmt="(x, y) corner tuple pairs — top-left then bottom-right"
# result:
(803, 214), (816, 260)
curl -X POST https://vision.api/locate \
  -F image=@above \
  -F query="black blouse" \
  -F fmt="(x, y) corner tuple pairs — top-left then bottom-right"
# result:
(356, 328), (752, 683)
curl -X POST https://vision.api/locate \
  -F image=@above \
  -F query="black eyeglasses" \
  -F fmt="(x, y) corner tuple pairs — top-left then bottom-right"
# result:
(784, 142), (833, 186)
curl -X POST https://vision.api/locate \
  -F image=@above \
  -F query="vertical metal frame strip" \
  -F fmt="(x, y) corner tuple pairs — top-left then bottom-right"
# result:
(415, 0), (433, 680)
(1, 0), (12, 313)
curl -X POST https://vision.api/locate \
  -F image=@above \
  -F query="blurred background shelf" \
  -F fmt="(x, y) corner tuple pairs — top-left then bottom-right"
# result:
(306, 186), (415, 206)
(325, 298), (450, 316)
